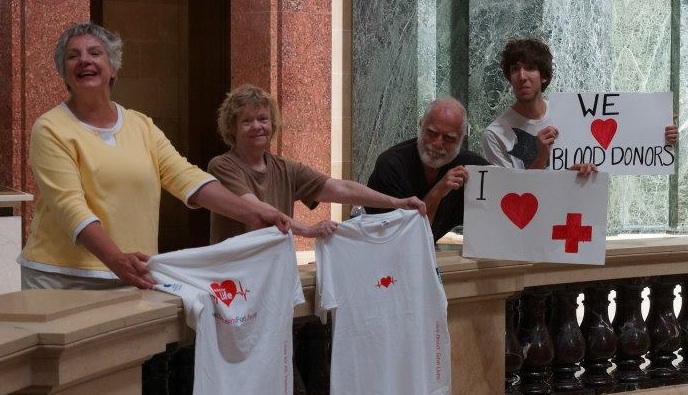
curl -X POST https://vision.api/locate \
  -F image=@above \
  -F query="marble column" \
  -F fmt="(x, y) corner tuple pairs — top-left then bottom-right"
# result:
(230, 1), (332, 250)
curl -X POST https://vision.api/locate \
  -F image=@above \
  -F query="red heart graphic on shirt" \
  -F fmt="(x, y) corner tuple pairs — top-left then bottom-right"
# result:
(501, 193), (538, 229)
(380, 276), (393, 288)
(210, 280), (238, 307)
(590, 118), (617, 150)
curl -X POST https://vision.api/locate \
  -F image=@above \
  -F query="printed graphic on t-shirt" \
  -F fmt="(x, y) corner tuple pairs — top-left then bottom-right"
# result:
(210, 279), (250, 307)
(376, 275), (397, 288)
(508, 127), (537, 167)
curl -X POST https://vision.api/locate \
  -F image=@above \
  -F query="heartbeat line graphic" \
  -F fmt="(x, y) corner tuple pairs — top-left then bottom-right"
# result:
(236, 280), (250, 300)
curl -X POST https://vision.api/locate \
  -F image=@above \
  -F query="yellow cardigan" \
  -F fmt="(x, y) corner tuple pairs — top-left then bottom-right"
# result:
(20, 104), (214, 274)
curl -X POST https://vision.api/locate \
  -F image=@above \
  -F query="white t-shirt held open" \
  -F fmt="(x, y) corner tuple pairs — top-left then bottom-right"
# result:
(316, 209), (451, 395)
(148, 227), (304, 395)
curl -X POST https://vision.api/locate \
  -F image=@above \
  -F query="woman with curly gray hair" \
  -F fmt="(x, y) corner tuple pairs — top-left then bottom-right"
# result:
(53, 22), (123, 90)
(18, 23), (291, 290)
(208, 84), (427, 243)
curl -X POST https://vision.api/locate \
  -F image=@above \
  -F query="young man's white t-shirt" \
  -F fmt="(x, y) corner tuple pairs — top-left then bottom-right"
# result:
(148, 227), (304, 395)
(481, 103), (551, 169)
(315, 209), (451, 395)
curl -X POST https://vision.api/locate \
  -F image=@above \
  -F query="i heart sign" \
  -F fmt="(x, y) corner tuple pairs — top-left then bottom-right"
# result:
(590, 118), (617, 149)
(501, 192), (538, 229)
(210, 280), (238, 307)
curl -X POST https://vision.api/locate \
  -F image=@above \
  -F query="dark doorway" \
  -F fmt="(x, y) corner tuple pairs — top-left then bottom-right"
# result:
(91, 0), (230, 251)
(186, 0), (231, 248)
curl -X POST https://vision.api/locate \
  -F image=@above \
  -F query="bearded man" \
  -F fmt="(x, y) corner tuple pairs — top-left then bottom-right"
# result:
(366, 97), (491, 243)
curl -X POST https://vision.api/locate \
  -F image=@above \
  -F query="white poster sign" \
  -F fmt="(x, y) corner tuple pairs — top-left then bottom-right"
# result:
(463, 166), (609, 265)
(549, 92), (674, 175)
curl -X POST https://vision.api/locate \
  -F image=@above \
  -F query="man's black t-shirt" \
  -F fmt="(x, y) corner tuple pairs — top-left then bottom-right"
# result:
(366, 138), (490, 242)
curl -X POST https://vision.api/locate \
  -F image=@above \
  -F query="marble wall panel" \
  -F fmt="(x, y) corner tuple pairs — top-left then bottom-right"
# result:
(0, 0), (14, 189)
(543, 0), (613, 93)
(353, 1), (418, 183)
(606, 0), (672, 233)
(230, 1), (273, 90)
(467, 0), (543, 152)
(436, 0), (468, 106)
(353, 0), (469, 183)
(417, 0), (438, 114)
(278, 2), (332, 250)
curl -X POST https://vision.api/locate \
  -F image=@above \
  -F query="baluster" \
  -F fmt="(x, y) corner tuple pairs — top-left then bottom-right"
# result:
(294, 319), (332, 394)
(142, 343), (176, 394)
(169, 344), (195, 395)
(612, 278), (650, 391)
(549, 286), (586, 393)
(506, 293), (524, 394)
(293, 322), (307, 395)
(518, 289), (554, 394)
(580, 284), (616, 392)
(646, 277), (682, 385)
(678, 277), (688, 376)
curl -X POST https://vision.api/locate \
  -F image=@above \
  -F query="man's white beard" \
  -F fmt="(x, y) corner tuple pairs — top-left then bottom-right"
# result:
(417, 139), (461, 169)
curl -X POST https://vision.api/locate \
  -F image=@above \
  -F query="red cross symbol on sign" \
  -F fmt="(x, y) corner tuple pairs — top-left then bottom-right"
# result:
(551, 213), (592, 253)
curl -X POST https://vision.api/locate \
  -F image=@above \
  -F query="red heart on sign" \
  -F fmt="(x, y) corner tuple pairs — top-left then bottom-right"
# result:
(590, 118), (617, 149)
(501, 193), (538, 229)
(380, 276), (393, 288)
(210, 280), (238, 307)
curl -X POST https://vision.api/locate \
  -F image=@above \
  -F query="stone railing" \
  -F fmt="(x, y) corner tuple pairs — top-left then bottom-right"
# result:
(0, 289), (189, 394)
(2, 236), (688, 394)
(500, 236), (688, 395)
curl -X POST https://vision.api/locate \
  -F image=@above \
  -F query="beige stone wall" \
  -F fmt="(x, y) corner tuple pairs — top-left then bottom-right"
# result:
(104, 0), (192, 251)
(105, 0), (188, 152)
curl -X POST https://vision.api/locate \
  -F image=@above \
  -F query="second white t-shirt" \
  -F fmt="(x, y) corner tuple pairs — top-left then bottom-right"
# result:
(316, 209), (451, 395)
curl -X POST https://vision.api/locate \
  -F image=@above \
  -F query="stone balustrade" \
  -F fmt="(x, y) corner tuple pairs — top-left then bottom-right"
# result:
(2, 236), (688, 394)
(499, 236), (688, 395)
